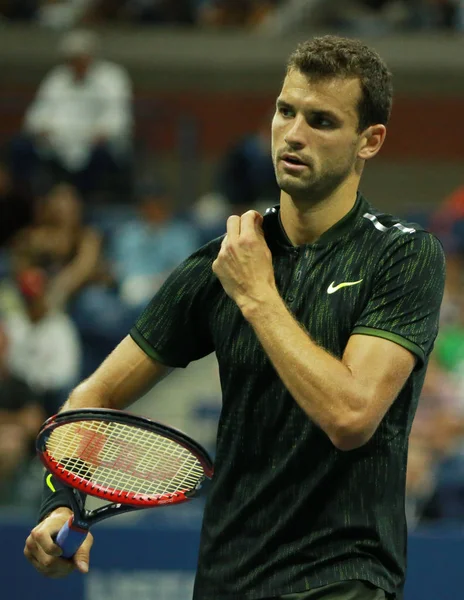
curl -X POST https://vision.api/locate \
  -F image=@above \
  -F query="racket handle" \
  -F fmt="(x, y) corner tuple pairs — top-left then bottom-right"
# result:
(56, 517), (89, 559)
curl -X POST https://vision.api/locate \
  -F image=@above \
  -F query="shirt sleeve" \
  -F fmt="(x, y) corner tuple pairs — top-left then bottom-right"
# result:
(94, 63), (133, 138)
(130, 242), (220, 368)
(352, 232), (446, 366)
(23, 69), (62, 133)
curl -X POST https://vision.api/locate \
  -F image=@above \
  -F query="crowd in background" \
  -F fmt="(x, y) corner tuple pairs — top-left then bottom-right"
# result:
(0, 0), (463, 32)
(0, 27), (463, 528)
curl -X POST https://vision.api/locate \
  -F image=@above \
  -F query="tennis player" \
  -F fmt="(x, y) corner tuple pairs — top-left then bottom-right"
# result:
(25, 36), (445, 600)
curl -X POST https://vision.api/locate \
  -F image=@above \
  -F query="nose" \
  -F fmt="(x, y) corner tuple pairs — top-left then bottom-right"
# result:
(284, 114), (306, 150)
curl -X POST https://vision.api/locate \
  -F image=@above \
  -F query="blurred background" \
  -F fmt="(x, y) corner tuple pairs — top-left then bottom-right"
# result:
(0, 2), (463, 599)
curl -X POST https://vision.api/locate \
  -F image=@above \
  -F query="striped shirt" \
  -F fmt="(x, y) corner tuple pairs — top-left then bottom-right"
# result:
(131, 192), (445, 599)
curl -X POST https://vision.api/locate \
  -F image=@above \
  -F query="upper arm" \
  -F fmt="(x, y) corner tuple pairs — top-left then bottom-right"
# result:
(342, 333), (416, 437)
(352, 232), (446, 364)
(24, 71), (59, 126)
(132, 244), (217, 367)
(339, 232), (445, 445)
(70, 335), (173, 411)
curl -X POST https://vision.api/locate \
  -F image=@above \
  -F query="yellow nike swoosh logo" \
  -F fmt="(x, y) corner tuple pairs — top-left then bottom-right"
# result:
(46, 473), (56, 493)
(327, 279), (363, 294)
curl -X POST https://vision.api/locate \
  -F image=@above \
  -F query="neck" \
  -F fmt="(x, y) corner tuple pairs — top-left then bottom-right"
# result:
(26, 301), (48, 323)
(279, 176), (359, 246)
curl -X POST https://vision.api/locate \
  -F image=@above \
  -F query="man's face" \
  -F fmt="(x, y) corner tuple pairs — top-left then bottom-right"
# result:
(272, 70), (365, 203)
(68, 54), (92, 79)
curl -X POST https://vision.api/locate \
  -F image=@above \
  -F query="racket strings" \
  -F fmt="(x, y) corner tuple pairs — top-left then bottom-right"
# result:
(45, 420), (205, 498)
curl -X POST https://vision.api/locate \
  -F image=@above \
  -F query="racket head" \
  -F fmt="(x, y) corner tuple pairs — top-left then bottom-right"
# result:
(36, 408), (214, 508)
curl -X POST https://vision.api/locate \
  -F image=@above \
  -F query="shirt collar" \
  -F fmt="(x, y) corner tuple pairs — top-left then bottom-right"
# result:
(263, 192), (368, 251)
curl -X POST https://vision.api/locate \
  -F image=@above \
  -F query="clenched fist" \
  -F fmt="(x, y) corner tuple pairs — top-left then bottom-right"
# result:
(24, 507), (94, 578)
(213, 210), (276, 313)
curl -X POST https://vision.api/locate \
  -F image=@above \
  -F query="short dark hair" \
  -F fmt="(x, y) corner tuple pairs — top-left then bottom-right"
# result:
(286, 35), (393, 132)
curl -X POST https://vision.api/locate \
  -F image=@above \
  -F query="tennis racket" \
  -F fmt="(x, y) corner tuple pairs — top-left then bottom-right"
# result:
(36, 408), (214, 559)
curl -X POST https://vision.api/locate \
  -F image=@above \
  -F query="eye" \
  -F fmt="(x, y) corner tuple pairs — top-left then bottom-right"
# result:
(278, 106), (294, 119)
(311, 115), (335, 129)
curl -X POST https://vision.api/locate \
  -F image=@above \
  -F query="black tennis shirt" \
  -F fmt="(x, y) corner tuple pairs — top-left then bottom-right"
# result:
(130, 192), (445, 600)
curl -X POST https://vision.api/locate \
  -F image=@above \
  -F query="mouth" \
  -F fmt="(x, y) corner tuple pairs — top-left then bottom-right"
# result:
(280, 154), (308, 172)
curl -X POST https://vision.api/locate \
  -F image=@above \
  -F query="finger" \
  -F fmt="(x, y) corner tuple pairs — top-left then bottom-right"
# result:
(226, 215), (240, 241)
(25, 537), (73, 577)
(26, 536), (57, 566)
(36, 555), (74, 579)
(240, 210), (262, 238)
(24, 534), (46, 563)
(73, 532), (94, 574)
(31, 526), (63, 558)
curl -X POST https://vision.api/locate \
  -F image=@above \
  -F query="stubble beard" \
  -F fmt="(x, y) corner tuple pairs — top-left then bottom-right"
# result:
(275, 159), (355, 206)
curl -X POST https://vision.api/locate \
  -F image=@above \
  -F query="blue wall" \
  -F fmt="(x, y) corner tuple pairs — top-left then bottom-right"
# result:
(2, 511), (463, 600)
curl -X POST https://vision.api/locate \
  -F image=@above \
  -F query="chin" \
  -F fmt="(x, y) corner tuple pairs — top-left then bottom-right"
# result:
(277, 176), (313, 198)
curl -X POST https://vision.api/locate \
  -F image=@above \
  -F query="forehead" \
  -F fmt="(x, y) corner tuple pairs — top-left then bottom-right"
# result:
(278, 69), (362, 121)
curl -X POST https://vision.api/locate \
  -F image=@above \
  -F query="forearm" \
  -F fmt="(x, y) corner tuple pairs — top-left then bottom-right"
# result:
(241, 292), (368, 449)
(61, 379), (112, 412)
(63, 371), (150, 413)
(60, 336), (173, 414)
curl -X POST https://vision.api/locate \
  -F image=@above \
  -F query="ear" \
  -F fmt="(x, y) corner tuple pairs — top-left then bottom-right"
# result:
(357, 124), (387, 161)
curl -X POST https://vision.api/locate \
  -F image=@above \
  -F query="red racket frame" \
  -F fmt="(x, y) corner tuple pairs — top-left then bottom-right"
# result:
(37, 408), (214, 508)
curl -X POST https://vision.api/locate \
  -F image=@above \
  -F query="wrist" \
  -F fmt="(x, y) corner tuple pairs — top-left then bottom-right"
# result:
(37, 471), (78, 524)
(239, 287), (281, 322)
(51, 506), (73, 519)
(42, 506), (73, 523)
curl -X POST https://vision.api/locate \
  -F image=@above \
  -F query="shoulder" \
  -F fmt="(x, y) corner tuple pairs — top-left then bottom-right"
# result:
(40, 65), (70, 87)
(362, 204), (422, 238)
(93, 60), (131, 84)
(360, 203), (444, 257)
(180, 236), (223, 268)
(156, 236), (223, 297)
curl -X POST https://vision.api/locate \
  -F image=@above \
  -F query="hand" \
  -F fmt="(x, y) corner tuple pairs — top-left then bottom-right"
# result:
(212, 210), (276, 313)
(24, 507), (94, 578)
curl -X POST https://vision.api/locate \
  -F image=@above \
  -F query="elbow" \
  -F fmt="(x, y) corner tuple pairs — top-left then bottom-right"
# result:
(328, 415), (376, 452)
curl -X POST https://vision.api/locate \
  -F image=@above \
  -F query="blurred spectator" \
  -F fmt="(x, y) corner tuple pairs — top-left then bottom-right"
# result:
(258, 0), (463, 33)
(216, 111), (279, 215)
(2, 267), (81, 416)
(197, 0), (279, 27)
(435, 356), (464, 520)
(406, 354), (463, 526)
(61, 185), (200, 378)
(37, 0), (93, 29)
(0, 323), (45, 502)
(1, 0), (462, 29)
(435, 280), (464, 371)
(406, 274), (464, 524)
(12, 183), (104, 311)
(81, 0), (196, 24)
(190, 192), (228, 245)
(430, 184), (464, 246)
(352, 0), (464, 30)
(109, 183), (200, 309)
(9, 29), (133, 197)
